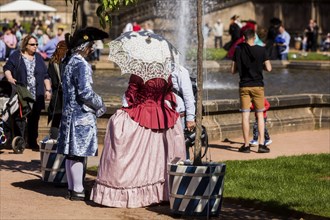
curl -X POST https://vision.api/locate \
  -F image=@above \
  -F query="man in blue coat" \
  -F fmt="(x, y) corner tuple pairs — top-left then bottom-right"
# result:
(57, 27), (108, 201)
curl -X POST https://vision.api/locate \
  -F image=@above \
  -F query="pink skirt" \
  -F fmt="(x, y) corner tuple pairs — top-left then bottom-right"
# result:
(90, 109), (186, 208)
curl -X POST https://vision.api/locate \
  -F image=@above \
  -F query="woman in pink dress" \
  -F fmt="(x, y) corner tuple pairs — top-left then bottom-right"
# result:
(91, 74), (186, 208)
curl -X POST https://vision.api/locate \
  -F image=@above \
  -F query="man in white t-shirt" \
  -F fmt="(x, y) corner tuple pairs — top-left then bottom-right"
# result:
(213, 19), (224, 48)
(123, 22), (133, 33)
(277, 25), (291, 60)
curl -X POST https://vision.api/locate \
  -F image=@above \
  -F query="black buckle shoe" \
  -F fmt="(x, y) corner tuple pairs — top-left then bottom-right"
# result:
(65, 190), (72, 200)
(70, 190), (85, 201)
(238, 145), (250, 153)
(258, 145), (270, 153)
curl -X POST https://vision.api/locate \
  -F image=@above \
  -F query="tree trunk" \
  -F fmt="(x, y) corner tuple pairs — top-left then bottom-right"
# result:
(71, 0), (79, 34)
(79, 0), (87, 28)
(193, 0), (203, 166)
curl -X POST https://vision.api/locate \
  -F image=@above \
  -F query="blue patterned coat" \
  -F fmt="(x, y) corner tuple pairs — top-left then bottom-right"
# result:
(57, 54), (105, 157)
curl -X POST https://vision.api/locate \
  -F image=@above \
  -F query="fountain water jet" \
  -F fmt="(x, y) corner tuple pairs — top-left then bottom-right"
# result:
(155, 0), (197, 66)
(155, 0), (231, 92)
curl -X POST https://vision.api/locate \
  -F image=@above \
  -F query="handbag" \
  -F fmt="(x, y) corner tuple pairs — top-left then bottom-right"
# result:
(49, 63), (63, 139)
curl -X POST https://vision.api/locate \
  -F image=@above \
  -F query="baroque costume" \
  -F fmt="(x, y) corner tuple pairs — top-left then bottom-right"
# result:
(91, 74), (186, 208)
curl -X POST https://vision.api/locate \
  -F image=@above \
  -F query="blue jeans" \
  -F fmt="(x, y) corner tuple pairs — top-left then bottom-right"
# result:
(252, 117), (270, 143)
(280, 53), (288, 60)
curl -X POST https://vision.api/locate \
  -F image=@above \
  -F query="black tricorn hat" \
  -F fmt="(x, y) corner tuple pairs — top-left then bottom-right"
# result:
(231, 15), (239, 20)
(68, 27), (109, 49)
(270, 17), (282, 26)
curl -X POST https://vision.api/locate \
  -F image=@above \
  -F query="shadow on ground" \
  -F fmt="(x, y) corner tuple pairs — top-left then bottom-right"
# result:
(0, 159), (41, 179)
(209, 138), (267, 153)
(223, 197), (330, 220)
(209, 144), (238, 152)
(10, 171), (96, 201)
(12, 179), (68, 198)
(144, 199), (292, 220)
(209, 144), (261, 154)
(144, 197), (329, 220)
(1, 158), (69, 199)
(208, 138), (245, 153)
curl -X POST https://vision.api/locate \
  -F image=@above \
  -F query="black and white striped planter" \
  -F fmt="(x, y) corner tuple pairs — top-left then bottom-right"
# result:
(40, 139), (67, 184)
(168, 162), (226, 216)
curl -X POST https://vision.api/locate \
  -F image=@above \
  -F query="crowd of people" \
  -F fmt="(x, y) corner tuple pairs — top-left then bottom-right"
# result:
(2, 14), (325, 209)
(122, 20), (154, 33)
(0, 18), (104, 62)
(202, 15), (329, 59)
(223, 16), (291, 60)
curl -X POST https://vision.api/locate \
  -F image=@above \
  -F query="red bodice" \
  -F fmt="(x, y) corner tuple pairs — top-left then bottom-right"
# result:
(122, 74), (179, 130)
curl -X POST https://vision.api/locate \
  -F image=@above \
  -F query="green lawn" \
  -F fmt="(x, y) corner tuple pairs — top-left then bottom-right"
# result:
(87, 154), (330, 218)
(223, 154), (330, 218)
(186, 48), (330, 61)
(186, 48), (228, 60)
(288, 51), (330, 61)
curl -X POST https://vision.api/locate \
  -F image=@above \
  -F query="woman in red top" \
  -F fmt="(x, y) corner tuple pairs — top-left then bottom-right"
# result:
(91, 74), (186, 208)
(132, 22), (142, 32)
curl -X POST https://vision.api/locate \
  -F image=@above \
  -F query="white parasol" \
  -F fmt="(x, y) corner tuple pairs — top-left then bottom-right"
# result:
(109, 31), (180, 82)
(0, 0), (56, 12)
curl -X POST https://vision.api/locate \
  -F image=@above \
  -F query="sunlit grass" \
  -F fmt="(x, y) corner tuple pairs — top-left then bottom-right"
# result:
(186, 48), (228, 60)
(186, 48), (330, 61)
(87, 154), (330, 217)
(223, 154), (330, 217)
(289, 51), (330, 61)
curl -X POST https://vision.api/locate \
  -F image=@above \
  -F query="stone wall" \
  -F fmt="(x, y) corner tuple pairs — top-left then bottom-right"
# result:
(38, 94), (330, 143)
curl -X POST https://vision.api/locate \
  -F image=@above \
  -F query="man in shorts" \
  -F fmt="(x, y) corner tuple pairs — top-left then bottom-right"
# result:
(231, 28), (272, 153)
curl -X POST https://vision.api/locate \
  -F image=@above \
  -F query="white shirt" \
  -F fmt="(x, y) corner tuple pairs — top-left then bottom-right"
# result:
(94, 40), (104, 50)
(278, 30), (291, 54)
(123, 23), (133, 33)
(213, 22), (223, 37)
(171, 66), (196, 122)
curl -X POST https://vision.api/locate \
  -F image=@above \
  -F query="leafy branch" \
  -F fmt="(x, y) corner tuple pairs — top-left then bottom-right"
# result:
(65, 0), (138, 30)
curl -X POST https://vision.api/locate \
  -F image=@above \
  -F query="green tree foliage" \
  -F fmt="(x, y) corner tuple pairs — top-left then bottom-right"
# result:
(95, 0), (139, 28)
(66, 0), (138, 29)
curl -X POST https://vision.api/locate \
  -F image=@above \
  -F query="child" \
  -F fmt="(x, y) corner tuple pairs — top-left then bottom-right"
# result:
(249, 98), (272, 146)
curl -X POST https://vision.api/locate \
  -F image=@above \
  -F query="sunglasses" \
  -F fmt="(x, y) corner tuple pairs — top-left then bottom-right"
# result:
(28, 43), (38, 46)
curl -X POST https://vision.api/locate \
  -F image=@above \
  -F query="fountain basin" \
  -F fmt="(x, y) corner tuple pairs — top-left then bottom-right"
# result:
(38, 93), (330, 143)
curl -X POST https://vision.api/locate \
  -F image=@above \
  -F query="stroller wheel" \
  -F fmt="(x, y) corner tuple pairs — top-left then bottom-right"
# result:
(12, 136), (26, 154)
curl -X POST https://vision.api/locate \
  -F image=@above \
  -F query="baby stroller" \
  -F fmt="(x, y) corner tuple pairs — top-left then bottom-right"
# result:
(185, 125), (209, 159)
(0, 81), (32, 154)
